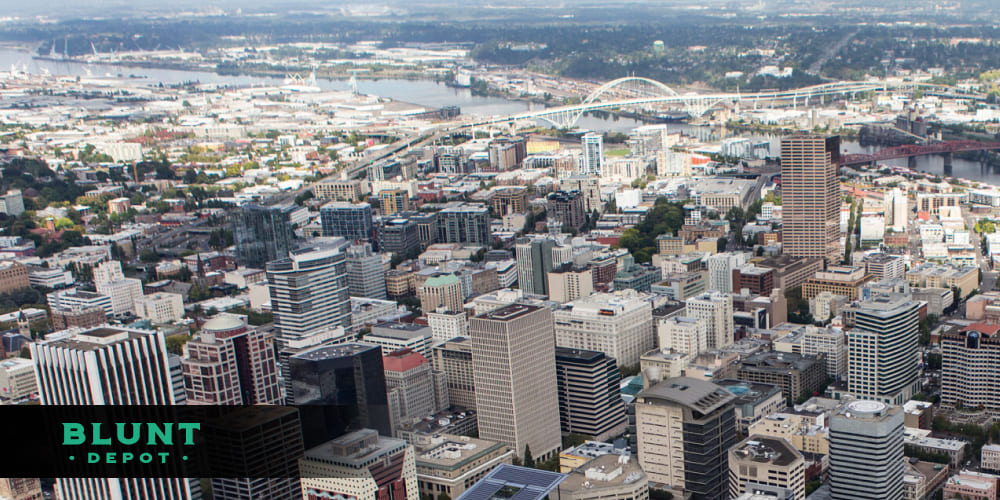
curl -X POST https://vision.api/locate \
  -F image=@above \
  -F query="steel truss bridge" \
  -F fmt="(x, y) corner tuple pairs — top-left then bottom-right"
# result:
(841, 140), (1000, 167)
(456, 77), (986, 129)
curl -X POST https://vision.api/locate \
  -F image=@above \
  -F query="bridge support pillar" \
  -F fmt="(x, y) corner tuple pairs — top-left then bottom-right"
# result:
(908, 156), (918, 169)
(943, 152), (953, 177)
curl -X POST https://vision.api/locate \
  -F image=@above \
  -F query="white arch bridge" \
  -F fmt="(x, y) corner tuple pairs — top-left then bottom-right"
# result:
(455, 77), (984, 129)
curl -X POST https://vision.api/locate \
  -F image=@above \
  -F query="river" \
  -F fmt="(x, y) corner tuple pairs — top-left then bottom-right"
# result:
(0, 47), (993, 182)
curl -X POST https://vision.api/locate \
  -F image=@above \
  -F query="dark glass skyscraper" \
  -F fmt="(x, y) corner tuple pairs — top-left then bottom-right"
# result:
(288, 343), (392, 447)
(320, 202), (374, 241)
(233, 204), (296, 268)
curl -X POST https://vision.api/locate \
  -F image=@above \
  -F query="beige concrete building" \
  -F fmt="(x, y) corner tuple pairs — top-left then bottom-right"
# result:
(657, 316), (707, 357)
(554, 290), (654, 369)
(780, 135), (842, 264)
(0, 261), (30, 295)
(748, 411), (829, 456)
(547, 266), (594, 304)
(134, 292), (185, 324)
(0, 357), (36, 401)
(802, 266), (874, 301)
(431, 337), (476, 410)
(413, 434), (514, 499)
(635, 377), (738, 499)
(943, 471), (997, 500)
(419, 274), (464, 314)
(557, 454), (649, 500)
(684, 291), (735, 350)
(640, 348), (690, 388)
(907, 263), (979, 300)
(984, 444), (1000, 472)
(470, 304), (562, 460)
(728, 436), (806, 500)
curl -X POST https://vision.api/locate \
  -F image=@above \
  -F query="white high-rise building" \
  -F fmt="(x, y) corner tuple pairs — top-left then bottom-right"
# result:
(133, 292), (185, 324)
(885, 188), (908, 233)
(267, 239), (352, 342)
(94, 261), (143, 317)
(706, 252), (748, 293)
(554, 290), (655, 369)
(685, 291), (735, 350)
(657, 316), (708, 356)
(845, 294), (921, 405)
(581, 133), (603, 176)
(426, 310), (468, 343)
(31, 325), (199, 500)
(829, 400), (904, 500)
(470, 303), (562, 460)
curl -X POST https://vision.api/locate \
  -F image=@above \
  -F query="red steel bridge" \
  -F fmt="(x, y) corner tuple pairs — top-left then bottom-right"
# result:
(841, 140), (1000, 167)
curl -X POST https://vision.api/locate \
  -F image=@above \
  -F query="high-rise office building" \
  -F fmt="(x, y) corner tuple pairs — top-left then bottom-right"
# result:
(208, 406), (304, 500)
(93, 260), (143, 317)
(884, 188), (908, 233)
(431, 337), (476, 409)
(581, 133), (603, 175)
(845, 294), (921, 404)
(515, 236), (555, 296)
(288, 343), (392, 446)
(267, 240), (352, 394)
(658, 316), (708, 356)
(346, 243), (387, 299)
(547, 190), (587, 231)
(547, 265), (594, 304)
(635, 377), (738, 500)
(379, 188), (410, 215)
(685, 291), (735, 350)
(31, 326), (199, 500)
(554, 347), (627, 442)
(418, 273), (465, 314)
(829, 400), (904, 500)
(320, 202), (374, 241)
(438, 203), (492, 246)
(706, 252), (748, 293)
(378, 217), (421, 257)
(234, 204), (297, 268)
(553, 290), (655, 369)
(182, 314), (281, 405)
(780, 135), (841, 264)
(299, 429), (419, 500)
(941, 323), (1000, 414)
(384, 349), (446, 427)
(728, 436), (805, 500)
(470, 304), (562, 460)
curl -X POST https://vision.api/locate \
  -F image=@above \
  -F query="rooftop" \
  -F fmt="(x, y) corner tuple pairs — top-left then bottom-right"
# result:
(731, 436), (802, 467)
(638, 376), (735, 415)
(292, 342), (377, 361)
(476, 303), (541, 322)
(456, 464), (567, 500)
(416, 434), (510, 471)
(558, 454), (645, 493)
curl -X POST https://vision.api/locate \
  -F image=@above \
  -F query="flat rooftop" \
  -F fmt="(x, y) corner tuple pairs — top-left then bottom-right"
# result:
(292, 342), (377, 361)
(558, 454), (645, 492)
(476, 303), (541, 321)
(731, 436), (801, 467)
(456, 464), (567, 500)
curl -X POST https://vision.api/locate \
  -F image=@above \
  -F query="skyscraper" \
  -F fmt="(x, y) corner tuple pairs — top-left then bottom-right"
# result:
(418, 273), (465, 314)
(706, 252), (748, 293)
(182, 314), (281, 405)
(829, 400), (904, 500)
(553, 290), (655, 369)
(320, 202), (374, 241)
(884, 188), (908, 233)
(379, 188), (410, 215)
(438, 203), (492, 246)
(346, 243), (387, 299)
(234, 204), (296, 268)
(515, 236), (555, 296)
(288, 343), (392, 446)
(470, 304), (562, 460)
(685, 291), (735, 350)
(384, 349), (446, 427)
(267, 239), (352, 394)
(845, 294), (921, 405)
(554, 347), (627, 442)
(546, 190), (587, 231)
(31, 326), (199, 500)
(780, 135), (841, 264)
(635, 377), (737, 500)
(581, 133), (603, 175)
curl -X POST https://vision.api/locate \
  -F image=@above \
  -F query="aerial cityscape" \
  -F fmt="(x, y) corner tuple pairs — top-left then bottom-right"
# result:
(5, 0), (1000, 499)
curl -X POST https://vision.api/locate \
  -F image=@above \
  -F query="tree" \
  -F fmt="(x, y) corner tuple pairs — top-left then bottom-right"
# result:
(19, 347), (30, 359)
(522, 445), (534, 469)
(436, 493), (451, 500)
(717, 237), (728, 252)
(140, 248), (159, 263)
